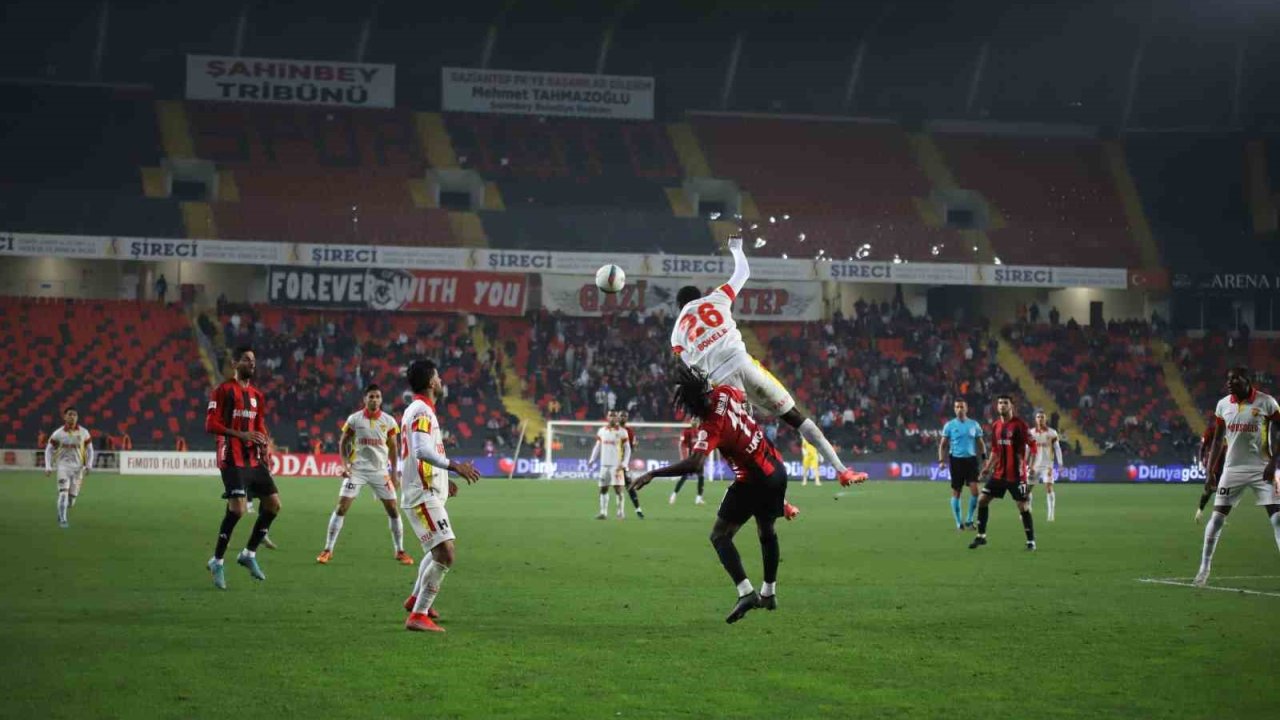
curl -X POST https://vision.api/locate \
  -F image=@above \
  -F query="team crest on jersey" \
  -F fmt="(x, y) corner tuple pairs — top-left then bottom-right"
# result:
(250, 397), (258, 408)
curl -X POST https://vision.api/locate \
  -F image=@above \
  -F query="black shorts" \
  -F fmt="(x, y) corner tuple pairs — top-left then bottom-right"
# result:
(982, 478), (1028, 503)
(949, 456), (980, 490)
(718, 464), (788, 525)
(220, 465), (278, 500)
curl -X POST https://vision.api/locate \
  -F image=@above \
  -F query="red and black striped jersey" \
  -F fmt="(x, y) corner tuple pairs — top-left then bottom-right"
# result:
(206, 380), (268, 469)
(990, 416), (1029, 483)
(679, 426), (699, 457)
(692, 386), (782, 482)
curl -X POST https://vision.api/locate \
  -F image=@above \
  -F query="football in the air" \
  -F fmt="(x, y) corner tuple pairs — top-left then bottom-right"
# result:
(594, 264), (626, 294)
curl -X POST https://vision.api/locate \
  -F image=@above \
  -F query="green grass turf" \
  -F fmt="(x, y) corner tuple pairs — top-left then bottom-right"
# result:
(2, 473), (1278, 719)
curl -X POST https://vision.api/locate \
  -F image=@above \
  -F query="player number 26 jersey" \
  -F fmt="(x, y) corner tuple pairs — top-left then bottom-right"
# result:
(400, 397), (447, 507)
(343, 409), (398, 474)
(1215, 390), (1280, 473)
(670, 284), (747, 382)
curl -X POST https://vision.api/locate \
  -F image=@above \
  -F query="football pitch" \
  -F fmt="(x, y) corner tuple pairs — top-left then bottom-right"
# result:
(2, 473), (1278, 719)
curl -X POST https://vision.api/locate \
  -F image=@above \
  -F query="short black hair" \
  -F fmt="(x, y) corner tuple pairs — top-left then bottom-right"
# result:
(1228, 366), (1251, 379)
(63, 406), (77, 415)
(676, 286), (702, 308)
(233, 344), (253, 361)
(363, 383), (382, 395)
(407, 359), (438, 393)
(996, 393), (1014, 402)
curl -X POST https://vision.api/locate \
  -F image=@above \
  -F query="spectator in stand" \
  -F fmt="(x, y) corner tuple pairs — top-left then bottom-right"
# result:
(155, 274), (168, 304)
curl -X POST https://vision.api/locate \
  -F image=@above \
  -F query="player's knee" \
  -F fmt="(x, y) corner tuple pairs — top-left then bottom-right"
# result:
(263, 497), (281, 515)
(1266, 504), (1280, 518)
(434, 543), (456, 567)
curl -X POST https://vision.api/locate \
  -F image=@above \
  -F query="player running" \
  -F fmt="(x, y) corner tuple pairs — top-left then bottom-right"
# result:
(671, 418), (707, 505)
(316, 384), (413, 566)
(799, 439), (821, 486)
(589, 411), (632, 519)
(671, 236), (866, 488)
(617, 410), (646, 518)
(1193, 367), (1280, 587)
(631, 365), (801, 624)
(204, 346), (279, 588)
(1028, 411), (1063, 521)
(1195, 412), (1224, 523)
(969, 394), (1037, 551)
(45, 407), (93, 528)
(939, 399), (984, 529)
(401, 359), (481, 632)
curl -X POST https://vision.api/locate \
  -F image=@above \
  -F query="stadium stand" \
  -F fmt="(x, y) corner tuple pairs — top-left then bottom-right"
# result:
(691, 117), (970, 263)
(933, 133), (1139, 268)
(0, 298), (207, 451)
(216, 306), (518, 454)
(0, 84), (182, 237)
(1003, 319), (1194, 459)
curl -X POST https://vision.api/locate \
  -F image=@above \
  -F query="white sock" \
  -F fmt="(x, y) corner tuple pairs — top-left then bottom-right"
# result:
(389, 514), (404, 552)
(209, 556), (224, 566)
(1200, 511), (1227, 572)
(1270, 512), (1280, 553)
(798, 419), (847, 473)
(736, 578), (754, 596)
(242, 549), (256, 558)
(1047, 493), (1056, 517)
(760, 581), (776, 597)
(599, 494), (608, 514)
(57, 491), (69, 523)
(69, 494), (78, 508)
(324, 512), (344, 551)
(410, 557), (430, 599)
(412, 561), (450, 614)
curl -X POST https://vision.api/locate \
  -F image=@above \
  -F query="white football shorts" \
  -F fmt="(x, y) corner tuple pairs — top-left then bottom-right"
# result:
(599, 465), (625, 488)
(1215, 469), (1278, 508)
(339, 470), (397, 501)
(404, 499), (456, 551)
(718, 357), (796, 416)
(55, 467), (80, 491)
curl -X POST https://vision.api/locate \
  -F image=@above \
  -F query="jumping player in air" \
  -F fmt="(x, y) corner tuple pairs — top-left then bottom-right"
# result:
(670, 236), (867, 488)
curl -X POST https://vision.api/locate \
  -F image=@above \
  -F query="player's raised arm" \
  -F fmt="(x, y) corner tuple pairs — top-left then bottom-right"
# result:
(631, 451), (707, 492)
(725, 235), (749, 297)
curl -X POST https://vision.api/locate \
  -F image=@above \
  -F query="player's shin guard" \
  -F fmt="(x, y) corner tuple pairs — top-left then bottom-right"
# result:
(711, 533), (748, 585)
(1020, 510), (1035, 542)
(246, 509), (277, 552)
(389, 514), (405, 553)
(214, 508), (241, 560)
(1200, 511), (1226, 573)
(760, 532), (780, 584)
(412, 560), (449, 614)
(324, 512), (344, 552)
(798, 419), (847, 473)
(977, 504), (989, 535)
(950, 497), (962, 526)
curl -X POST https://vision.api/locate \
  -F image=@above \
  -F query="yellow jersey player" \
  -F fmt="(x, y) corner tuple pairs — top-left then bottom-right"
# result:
(800, 439), (821, 486)
(400, 360), (481, 633)
(45, 407), (94, 528)
(317, 384), (412, 566)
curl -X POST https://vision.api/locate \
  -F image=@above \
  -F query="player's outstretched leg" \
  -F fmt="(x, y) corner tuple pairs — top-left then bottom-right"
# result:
(1196, 508), (1229, 586)
(758, 518), (780, 611)
(626, 479), (645, 518)
(780, 409), (865, 486)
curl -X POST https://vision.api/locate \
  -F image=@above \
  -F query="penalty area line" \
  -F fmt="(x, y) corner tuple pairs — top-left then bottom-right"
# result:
(1137, 577), (1280, 599)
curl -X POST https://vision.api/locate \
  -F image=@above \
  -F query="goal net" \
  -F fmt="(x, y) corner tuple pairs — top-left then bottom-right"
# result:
(543, 421), (724, 480)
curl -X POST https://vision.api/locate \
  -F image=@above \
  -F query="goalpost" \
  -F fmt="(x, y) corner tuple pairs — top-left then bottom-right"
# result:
(544, 421), (723, 480)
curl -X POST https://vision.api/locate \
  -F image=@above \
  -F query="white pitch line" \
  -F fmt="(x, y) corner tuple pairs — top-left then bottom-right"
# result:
(1137, 578), (1280, 599)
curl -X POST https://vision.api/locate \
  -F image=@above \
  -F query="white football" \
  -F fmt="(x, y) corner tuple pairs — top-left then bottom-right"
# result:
(594, 264), (626, 294)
